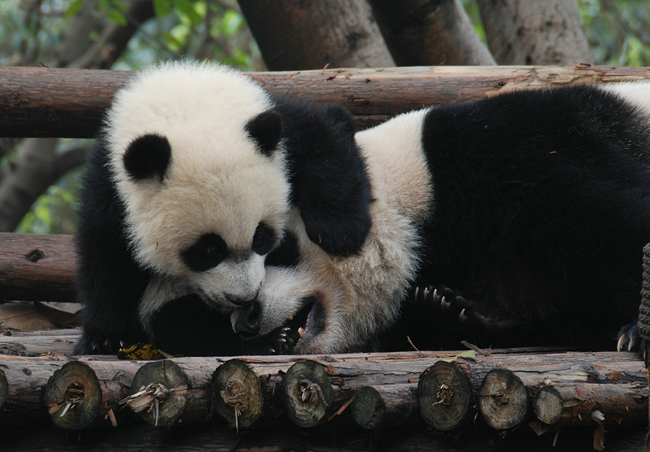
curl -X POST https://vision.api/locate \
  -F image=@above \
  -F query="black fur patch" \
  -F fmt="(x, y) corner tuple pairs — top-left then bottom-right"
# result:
(123, 134), (172, 181)
(275, 99), (372, 257)
(252, 222), (276, 255)
(246, 111), (283, 157)
(181, 233), (228, 272)
(266, 231), (300, 268)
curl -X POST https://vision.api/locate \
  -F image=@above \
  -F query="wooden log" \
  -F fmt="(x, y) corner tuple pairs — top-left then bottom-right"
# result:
(0, 233), (75, 303)
(0, 328), (80, 356)
(478, 368), (528, 430)
(121, 359), (213, 427)
(0, 351), (645, 431)
(0, 368), (8, 409)
(211, 359), (264, 430)
(418, 360), (472, 431)
(349, 383), (418, 429)
(2, 66), (650, 138)
(280, 360), (334, 428)
(533, 385), (563, 426)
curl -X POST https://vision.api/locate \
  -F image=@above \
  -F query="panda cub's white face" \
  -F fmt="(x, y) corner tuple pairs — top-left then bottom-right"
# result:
(105, 61), (290, 313)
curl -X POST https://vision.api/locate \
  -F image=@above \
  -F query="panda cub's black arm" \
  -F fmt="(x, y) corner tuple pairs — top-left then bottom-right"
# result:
(274, 99), (372, 257)
(74, 137), (151, 354)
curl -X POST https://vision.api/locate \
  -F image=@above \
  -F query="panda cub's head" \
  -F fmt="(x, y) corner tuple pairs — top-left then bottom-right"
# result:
(106, 61), (290, 310)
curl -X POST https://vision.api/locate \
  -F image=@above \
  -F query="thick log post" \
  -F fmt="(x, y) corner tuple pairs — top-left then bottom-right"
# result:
(211, 359), (264, 430)
(121, 359), (212, 427)
(478, 368), (528, 430)
(281, 360), (334, 428)
(41, 359), (142, 430)
(418, 361), (472, 431)
(349, 383), (418, 429)
(533, 385), (563, 426)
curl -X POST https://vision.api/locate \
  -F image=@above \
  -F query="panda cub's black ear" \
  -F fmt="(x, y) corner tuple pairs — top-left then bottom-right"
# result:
(246, 111), (283, 157)
(123, 134), (172, 182)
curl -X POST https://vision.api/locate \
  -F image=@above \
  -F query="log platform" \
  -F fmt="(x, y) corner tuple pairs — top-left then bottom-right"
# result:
(2, 66), (650, 451)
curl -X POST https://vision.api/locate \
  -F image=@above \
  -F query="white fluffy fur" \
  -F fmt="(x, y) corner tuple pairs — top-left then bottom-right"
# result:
(105, 61), (290, 309)
(234, 109), (433, 353)
(603, 82), (650, 117)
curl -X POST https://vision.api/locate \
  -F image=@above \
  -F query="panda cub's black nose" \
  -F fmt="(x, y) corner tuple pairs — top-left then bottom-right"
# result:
(234, 299), (261, 339)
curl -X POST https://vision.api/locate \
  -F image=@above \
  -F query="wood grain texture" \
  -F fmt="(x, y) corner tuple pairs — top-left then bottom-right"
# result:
(2, 65), (650, 137)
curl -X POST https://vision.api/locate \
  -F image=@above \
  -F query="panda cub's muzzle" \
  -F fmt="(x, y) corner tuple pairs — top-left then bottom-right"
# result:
(233, 297), (325, 354)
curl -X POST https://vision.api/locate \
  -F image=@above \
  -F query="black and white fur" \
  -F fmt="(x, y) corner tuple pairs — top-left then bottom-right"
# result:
(74, 61), (371, 355)
(233, 83), (650, 354)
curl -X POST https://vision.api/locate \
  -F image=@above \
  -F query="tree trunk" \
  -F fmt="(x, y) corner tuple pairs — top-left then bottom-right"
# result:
(237, 0), (395, 70)
(369, 0), (496, 66)
(477, 0), (592, 65)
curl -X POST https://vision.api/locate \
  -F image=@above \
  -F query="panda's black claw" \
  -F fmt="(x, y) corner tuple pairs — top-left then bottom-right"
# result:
(617, 323), (641, 352)
(440, 296), (450, 311)
(459, 308), (467, 322)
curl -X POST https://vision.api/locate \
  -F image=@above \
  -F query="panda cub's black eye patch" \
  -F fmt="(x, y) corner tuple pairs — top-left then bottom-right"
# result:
(252, 222), (276, 256)
(182, 233), (228, 272)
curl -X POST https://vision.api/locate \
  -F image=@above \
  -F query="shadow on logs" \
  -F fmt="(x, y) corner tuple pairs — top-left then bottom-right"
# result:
(479, 368), (528, 430)
(211, 359), (263, 431)
(281, 360), (334, 428)
(418, 361), (471, 431)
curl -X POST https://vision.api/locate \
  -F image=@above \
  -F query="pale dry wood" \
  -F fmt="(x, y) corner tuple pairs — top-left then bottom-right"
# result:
(2, 66), (650, 138)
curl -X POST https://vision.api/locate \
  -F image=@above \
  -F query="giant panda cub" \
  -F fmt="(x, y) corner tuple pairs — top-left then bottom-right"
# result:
(233, 82), (650, 354)
(74, 61), (372, 355)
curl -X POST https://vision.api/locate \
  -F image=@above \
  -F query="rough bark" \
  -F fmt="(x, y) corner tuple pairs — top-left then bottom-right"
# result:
(477, 0), (592, 65)
(369, 0), (495, 66)
(237, 0), (395, 70)
(0, 233), (75, 302)
(2, 65), (650, 139)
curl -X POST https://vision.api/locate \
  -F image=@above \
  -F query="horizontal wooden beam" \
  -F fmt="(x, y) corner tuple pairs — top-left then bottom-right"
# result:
(2, 65), (650, 138)
(0, 233), (75, 302)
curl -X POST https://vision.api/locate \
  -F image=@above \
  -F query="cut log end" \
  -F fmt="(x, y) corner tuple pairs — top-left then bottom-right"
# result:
(533, 385), (563, 426)
(42, 361), (102, 430)
(122, 360), (188, 427)
(281, 360), (334, 428)
(350, 386), (386, 430)
(212, 359), (263, 430)
(479, 368), (528, 430)
(0, 368), (7, 409)
(418, 361), (471, 432)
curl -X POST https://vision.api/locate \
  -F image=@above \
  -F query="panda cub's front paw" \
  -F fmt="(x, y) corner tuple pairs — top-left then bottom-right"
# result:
(617, 323), (643, 352)
(74, 334), (120, 355)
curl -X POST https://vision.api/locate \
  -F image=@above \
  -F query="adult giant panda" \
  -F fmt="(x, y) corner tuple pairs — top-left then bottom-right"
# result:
(74, 61), (372, 355)
(232, 82), (650, 354)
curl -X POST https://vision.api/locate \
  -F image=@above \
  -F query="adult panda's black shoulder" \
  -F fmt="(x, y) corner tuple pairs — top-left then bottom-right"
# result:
(233, 82), (650, 354)
(74, 61), (371, 355)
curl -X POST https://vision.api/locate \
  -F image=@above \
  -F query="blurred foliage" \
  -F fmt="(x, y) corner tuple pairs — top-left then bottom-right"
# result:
(1, 0), (261, 234)
(2, 0), (650, 234)
(579, 0), (650, 66)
